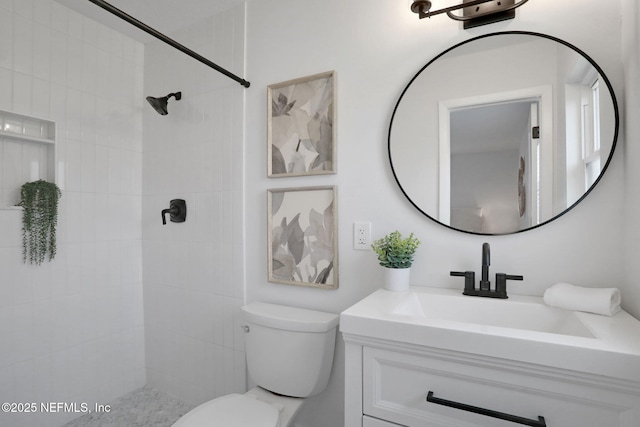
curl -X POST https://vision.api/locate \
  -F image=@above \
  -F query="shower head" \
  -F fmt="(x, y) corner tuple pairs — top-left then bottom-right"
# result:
(146, 92), (182, 115)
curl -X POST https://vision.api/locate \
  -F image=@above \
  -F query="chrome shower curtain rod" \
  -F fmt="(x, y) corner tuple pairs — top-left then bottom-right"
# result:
(87, 0), (250, 88)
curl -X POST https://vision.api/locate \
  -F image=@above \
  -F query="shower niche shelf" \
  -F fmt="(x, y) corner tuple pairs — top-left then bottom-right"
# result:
(0, 110), (57, 211)
(0, 110), (55, 144)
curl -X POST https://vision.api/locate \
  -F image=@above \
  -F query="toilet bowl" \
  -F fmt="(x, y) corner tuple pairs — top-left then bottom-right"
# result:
(173, 387), (306, 427)
(172, 302), (339, 427)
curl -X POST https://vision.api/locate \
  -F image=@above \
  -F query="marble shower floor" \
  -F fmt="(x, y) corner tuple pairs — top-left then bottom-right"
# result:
(63, 386), (194, 427)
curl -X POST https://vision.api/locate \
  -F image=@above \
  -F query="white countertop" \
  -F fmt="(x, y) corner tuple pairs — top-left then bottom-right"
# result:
(340, 286), (640, 384)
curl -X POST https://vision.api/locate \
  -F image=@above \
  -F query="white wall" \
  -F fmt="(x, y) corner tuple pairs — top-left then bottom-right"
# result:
(622, 0), (640, 319)
(246, 1), (626, 426)
(0, 1), (145, 426)
(141, 4), (247, 406)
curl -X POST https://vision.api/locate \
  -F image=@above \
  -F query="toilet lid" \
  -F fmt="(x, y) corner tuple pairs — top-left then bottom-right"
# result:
(173, 394), (279, 427)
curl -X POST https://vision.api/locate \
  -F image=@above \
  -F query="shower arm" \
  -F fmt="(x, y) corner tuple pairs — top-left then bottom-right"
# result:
(87, 0), (250, 88)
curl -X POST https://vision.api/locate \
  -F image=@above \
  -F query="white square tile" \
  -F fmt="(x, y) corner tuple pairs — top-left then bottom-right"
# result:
(222, 296), (235, 349)
(82, 15), (98, 47)
(95, 49), (111, 99)
(31, 354), (52, 404)
(50, 348), (70, 400)
(94, 193), (109, 240)
(233, 349), (246, 393)
(31, 77), (50, 118)
(65, 87), (82, 141)
(32, 0), (51, 27)
(120, 149), (134, 194)
(82, 42), (97, 94)
(49, 82), (66, 124)
(28, 262), (51, 301)
(64, 191), (82, 243)
(94, 97), (109, 146)
(64, 139), (81, 192)
(12, 71), (32, 115)
(130, 150), (142, 194)
(0, 302), (15, 369)
(109, 56), (126, 105)
(13, 0), (32, 20)
(81, 92), (97, 138)
(80, 193), (96, 242)
(66, 36), (83, 91)
(32, 301), (53, 354)
(222, 347), (235, 394)
(49, 30), (67, 86)
(107, 147), (121, 194)
(13, 359), (35, 401)
(221, 244), (234, 296)
(48, 246), (67, 299)
(66, 294), (84, 346)
(108, 240), (124, 287)
(110, 29), (123, 58)
(12, 14), (32, 75)
(12, 303), (34, 362)
(81, 138), (96, 193)
(0, 68), (12, 111)
(32, 24), (51, 81)
(94, 241), (109, 288)
(67, 8), (83, 40)
(51, 1), (68, 34)
(0, 9), (13, 69)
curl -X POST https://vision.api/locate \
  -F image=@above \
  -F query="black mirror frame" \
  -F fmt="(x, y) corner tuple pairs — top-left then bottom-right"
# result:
(388, 31), (620, 235)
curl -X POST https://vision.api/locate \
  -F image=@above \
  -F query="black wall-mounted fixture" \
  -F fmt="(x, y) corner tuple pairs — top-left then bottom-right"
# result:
(87, 0), (250, 88)
(146, 92), (181, 115)
(410, 0), (529, 29)
(162, 199), (187, 225)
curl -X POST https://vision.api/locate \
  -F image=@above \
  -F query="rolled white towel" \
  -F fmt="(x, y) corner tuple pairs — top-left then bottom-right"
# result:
(543, 283), (621, 316)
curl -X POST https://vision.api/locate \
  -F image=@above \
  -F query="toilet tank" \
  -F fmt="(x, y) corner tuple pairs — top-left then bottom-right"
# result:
(241, 302), (339, 398)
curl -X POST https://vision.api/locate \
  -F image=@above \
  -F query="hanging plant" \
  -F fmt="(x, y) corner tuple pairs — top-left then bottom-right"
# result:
(18, 180), (62, 265)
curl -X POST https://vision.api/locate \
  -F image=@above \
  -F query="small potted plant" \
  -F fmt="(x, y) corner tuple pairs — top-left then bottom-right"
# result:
(371, 230), (420, 291)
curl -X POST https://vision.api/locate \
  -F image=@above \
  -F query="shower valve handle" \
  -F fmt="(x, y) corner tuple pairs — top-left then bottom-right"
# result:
(161, 207), (175, 225)
(162, 199), (187, 225)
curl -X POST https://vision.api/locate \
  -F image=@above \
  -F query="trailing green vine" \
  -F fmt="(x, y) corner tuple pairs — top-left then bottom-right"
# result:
(19, 180), (62, 265)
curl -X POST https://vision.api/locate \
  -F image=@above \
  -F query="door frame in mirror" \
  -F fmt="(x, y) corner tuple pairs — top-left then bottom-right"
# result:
(438, 85), (554, 225)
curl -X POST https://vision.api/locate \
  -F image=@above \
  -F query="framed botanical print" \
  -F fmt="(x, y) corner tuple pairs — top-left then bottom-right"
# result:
(267, 186), (338, 289)
(267, 71), (336, 177)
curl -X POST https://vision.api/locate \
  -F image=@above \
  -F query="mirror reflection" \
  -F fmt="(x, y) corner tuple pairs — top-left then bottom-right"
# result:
(389, 32), (618, 235)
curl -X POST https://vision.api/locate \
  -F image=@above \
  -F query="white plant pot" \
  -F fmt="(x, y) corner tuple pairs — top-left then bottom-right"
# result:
(383, 267), (411, 292)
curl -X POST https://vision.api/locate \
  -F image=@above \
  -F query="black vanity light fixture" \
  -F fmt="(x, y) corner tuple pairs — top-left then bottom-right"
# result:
(410, 0), (529, 29)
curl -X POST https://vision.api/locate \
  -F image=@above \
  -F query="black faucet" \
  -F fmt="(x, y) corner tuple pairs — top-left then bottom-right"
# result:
(480, 242), (491, 291)
(450, 242), (523, 299)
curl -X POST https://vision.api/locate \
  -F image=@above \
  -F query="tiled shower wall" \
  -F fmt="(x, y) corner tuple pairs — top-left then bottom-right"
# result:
(0, 1), (145, 426)
(142, 4), (246, 405)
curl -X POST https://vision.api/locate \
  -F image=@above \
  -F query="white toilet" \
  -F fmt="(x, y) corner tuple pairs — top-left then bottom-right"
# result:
(172, 302), (340, 427)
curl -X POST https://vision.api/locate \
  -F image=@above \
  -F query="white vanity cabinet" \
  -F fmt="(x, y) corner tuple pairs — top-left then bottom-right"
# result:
(341, 287), (640, 427)
(344, 337), (640, 427)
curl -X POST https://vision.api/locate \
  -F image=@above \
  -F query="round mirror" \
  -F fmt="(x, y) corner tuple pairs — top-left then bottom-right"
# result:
(389, 31), (619, 235)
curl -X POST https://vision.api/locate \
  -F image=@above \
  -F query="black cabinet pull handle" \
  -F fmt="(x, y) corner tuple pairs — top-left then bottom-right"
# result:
(427, 391), (546, 427)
